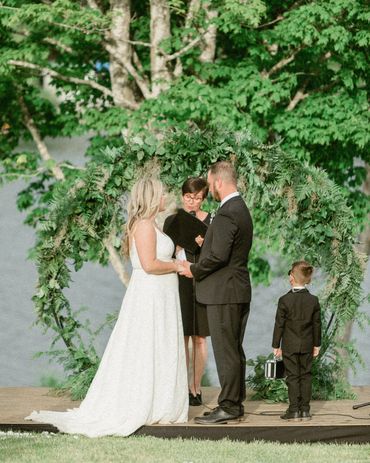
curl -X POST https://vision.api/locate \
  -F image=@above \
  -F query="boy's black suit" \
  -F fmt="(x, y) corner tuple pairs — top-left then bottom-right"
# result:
(191, 195), (253, 416)
(272, 288), (321, 413)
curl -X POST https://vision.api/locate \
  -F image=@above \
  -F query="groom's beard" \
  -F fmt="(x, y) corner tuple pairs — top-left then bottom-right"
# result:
(212, 186), (221, 202)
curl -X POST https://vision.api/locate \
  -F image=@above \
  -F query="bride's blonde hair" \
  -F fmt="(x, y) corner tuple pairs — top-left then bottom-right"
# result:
(122, 177), (164, 257)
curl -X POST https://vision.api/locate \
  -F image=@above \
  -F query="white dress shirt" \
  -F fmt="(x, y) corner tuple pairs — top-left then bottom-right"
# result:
(292, 286), (306, 292)
(220, 191), (240, 207)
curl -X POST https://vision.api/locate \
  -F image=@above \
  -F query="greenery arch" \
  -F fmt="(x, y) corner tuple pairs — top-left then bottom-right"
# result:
(33, 127), (366, 400)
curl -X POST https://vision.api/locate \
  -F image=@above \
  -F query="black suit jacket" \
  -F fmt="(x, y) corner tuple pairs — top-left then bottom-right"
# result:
(190, 195), (253, 305)
(272, 289), (321, 353)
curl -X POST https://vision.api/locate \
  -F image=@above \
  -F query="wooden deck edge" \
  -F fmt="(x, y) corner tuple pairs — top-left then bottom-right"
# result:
(136, 424), (370, 443)
(2, 422), (370, 443)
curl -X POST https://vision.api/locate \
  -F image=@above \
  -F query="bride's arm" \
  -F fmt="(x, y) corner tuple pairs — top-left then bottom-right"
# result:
(134, 219), (181, 275)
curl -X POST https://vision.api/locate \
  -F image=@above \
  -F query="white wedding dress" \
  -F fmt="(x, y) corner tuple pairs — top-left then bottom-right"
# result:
(26, 229), (188, 437)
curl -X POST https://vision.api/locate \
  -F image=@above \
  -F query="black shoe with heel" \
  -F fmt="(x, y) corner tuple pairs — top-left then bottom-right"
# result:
(189, 392), (202, 406)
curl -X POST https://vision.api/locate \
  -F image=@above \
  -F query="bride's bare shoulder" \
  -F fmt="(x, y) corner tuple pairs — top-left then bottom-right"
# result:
(132, 219), (155, 237)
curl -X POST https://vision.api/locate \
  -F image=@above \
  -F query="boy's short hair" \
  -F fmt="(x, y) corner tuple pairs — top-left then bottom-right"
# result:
(289, 261), (314, 285)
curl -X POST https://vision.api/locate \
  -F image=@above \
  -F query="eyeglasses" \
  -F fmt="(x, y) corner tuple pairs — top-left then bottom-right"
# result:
(183, 194), (204, 203)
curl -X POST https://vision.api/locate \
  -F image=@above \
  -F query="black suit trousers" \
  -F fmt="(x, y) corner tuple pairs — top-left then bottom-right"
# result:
(283, 351), (313, 412)
(207, 303), (250, 416)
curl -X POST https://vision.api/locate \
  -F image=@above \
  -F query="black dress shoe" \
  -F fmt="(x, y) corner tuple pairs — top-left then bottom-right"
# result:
(196, 392), (202, 405)
(300, 410), (312, 420)
(195, 407), (240, 425)
(280, 410), (301, 421)
(202, 407), (216, 416)
(204, 408), (244, 417)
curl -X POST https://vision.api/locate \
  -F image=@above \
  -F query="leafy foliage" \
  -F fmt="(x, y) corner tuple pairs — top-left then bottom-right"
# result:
(246, 355), (288, 403)
(31, 127), (366, 399)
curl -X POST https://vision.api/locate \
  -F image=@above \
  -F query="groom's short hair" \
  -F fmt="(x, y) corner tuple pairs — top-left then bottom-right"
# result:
(209, 161), (237, 186)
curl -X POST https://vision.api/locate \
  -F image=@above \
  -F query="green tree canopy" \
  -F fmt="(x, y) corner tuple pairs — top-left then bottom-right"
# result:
(0, 0), (369, 224)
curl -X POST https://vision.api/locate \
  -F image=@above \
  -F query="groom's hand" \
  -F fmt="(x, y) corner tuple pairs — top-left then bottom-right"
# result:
(179, 261), (193, 278)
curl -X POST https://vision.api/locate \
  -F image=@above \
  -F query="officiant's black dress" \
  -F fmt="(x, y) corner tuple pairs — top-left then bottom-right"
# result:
(164, 210), (211, 337)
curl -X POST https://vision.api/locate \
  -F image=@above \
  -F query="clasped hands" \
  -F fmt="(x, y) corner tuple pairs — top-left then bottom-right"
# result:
(173, 235), (203, 277)
(174, 260), (193, 278)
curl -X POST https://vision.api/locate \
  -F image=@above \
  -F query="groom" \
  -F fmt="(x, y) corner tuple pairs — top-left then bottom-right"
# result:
(180, 161), (253, 424)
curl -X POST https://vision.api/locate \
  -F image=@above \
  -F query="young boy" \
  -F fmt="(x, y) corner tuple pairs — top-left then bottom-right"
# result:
(272, 261), (321, 421)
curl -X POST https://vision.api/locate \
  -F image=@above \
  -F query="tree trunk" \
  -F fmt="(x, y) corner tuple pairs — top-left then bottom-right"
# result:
(108, 0), (136, 107)
(199, 5), (218, 63)
(174, 0), (201, 77)
(150, 0), (171, 97)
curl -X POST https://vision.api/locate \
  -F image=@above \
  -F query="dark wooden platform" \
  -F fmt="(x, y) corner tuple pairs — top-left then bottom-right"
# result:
(1, 387), (370, 443)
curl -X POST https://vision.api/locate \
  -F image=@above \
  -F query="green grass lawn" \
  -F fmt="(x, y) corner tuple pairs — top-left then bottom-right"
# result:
(1, 433), (370, 463)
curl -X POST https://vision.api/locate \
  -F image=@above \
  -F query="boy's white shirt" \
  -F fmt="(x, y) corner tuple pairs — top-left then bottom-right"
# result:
(292, 285), (306, 291)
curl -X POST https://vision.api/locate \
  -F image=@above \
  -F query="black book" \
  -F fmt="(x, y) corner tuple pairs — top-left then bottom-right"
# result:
(164, 209), (208, 253)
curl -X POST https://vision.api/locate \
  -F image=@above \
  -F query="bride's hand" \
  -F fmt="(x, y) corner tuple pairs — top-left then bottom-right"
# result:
(174, 260), (185, 273)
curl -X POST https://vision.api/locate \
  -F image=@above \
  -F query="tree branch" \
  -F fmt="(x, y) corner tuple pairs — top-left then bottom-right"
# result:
(132, 50), (146, 76)
(255, 15), (283, 29)
(286, 79), (309, 111)
(121, 35), (203, 63)
(286, 88), (309, 111)
(49, 20), (110, 34)
(104, 43), (153, 99)
(17, 94), (65, 181)
(262, 46), (304, 78)
(9, 59), (115, 98)
(286, 79), (339, 111)
(43, 37), (73, 54)
(285, 51), (335, 110)
(255, 1), (306, 29)
(121, 38), (153, 48)
(14, 30), (74, 54)
(164, 36), (202, 62)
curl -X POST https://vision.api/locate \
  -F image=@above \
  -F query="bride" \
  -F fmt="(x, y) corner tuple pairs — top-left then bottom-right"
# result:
(26, 178), (189, 437)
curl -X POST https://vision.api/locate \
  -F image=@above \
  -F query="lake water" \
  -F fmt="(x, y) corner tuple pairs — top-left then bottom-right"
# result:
(1, 136), (369, 388)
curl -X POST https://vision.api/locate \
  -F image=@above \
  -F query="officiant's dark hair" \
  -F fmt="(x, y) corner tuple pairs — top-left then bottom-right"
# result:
(182, 177), (208, 199)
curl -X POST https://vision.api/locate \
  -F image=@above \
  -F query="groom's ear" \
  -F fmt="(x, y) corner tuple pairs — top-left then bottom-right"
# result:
(215, 177), (222, 189)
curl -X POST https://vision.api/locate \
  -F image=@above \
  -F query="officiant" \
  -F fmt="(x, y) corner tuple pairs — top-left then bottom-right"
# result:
(163, 177), (211, 406)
